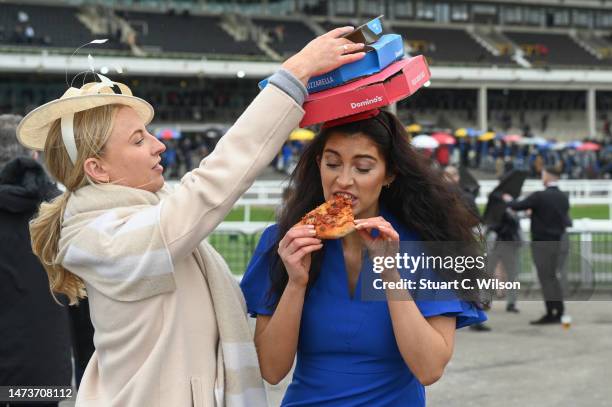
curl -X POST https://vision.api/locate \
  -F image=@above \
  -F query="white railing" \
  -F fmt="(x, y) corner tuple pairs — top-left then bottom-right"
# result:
(475, 180), (612, 205)
(211, 179), (612, 221)
(162, 179), (612, 221)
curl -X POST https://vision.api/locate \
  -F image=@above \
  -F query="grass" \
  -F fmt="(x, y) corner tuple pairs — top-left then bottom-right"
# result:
(477, 205), (609, 220)
(569, 205), (610, 220)
(228, 205), (610, 223)
(223, 206), (277, 222)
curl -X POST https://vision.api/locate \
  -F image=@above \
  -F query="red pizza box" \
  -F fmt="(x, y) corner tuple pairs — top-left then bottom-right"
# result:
(299, 55), (430, 128)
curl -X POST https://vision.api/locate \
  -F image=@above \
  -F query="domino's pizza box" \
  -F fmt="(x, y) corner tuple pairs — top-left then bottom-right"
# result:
(305, 34), (404, 93)
(299, 55), (430, 128)
(258, 34), (404, 94)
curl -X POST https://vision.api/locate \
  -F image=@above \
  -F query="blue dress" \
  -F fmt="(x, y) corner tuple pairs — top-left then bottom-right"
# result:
(240, 209), (487, 406)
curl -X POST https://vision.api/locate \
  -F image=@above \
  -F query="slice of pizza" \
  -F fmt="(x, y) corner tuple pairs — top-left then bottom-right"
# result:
(297, 193), (355, 239)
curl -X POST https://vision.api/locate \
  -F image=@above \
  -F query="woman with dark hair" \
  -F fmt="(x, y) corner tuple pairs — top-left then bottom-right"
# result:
(240, 109), (487, 406)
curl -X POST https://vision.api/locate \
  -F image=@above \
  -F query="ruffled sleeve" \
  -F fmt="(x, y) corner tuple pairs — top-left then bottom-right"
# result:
(386, 213), (488, 329)
(416, 300), (487, 329)
(240, 224), (279, 317)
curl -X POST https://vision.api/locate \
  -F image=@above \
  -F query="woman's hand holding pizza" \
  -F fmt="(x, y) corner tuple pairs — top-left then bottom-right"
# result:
(278, 224), (323, 288)
(355, 216), (400, 264)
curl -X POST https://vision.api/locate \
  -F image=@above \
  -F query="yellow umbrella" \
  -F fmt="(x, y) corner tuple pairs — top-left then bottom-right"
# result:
(406, 123), (422, 133)
(455, 128), (467, 138)
(478, 131), (495, 141)
(289, 128), (315, 141)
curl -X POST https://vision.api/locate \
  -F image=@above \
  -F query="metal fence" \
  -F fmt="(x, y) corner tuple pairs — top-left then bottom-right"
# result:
(207, 226), (612, 293)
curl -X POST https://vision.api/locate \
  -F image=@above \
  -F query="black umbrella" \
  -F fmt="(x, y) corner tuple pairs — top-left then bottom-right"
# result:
(459, 166), (479, 197)
(483, 170), (528, 227)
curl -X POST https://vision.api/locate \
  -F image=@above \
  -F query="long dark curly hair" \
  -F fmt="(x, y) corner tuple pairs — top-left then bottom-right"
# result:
(266, 110), (486, 307)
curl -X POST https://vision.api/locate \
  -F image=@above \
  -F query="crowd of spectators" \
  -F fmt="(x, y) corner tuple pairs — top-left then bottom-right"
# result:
(158, 133), (219, 178)
(160, 128), (611, 181)
(435, 138), (612, 179)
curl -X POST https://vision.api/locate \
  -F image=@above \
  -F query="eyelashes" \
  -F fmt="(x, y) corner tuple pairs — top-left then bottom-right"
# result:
(325, 163), (371, 173)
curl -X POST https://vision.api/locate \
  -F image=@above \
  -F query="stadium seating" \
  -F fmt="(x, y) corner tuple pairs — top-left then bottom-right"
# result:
(251, 18), (316, 57)
(120, 11), (265, 57)
(0, 3), (95, 48)
(503, 31), (608, 67)
(392, 25), (513, 66)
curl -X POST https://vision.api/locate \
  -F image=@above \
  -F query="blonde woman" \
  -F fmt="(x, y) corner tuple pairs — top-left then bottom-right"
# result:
(17, 28), (365, 407)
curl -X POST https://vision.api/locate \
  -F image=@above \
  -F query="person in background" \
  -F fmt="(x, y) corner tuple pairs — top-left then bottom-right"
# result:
(443, 165), (492, 332)
(504, 166), (571, 324)
(486, 181), (522, 314)
(0, 114), (72, 407)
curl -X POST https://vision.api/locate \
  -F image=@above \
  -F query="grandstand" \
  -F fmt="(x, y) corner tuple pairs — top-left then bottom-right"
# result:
(2, 0), (612, 144)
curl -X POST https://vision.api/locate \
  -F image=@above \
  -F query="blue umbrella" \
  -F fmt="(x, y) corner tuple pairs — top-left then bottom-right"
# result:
(537, 141), (554, 150)
(467, 128), (480, 137)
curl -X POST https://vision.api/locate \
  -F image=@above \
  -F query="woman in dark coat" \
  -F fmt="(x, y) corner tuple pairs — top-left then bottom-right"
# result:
(0, 114), (72, 406)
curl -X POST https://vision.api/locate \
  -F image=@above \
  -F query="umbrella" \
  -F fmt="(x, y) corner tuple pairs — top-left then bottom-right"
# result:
(290, 128), (315, 141)
(503, 134), (522, 143)
(156, 128), (181, 140)
(455, 128), (468, 138)
(467, 128), (480, 137)
(406, 123), (422, 133)
(518, 136), (547, 146)
(478, 131), (496, 142)
(459, 166), (479, 197)
(411, 134), (439, 149)
(431, 132), (455, 145)
(537, 141), (555, 150)
(483, 170), (528, 227)
(552, 142), (568, 151)
(567, 141), (583, 149)
(577, 142), (601, 152)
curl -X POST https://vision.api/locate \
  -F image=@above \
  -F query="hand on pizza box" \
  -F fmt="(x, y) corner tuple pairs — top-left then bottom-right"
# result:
(354, 216), (400, 261)
(278, 224), (322, 288)
(282, 26), (366, 84)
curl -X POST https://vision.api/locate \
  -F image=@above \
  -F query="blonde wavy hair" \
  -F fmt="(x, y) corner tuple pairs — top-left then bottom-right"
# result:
(30, 104), (120, 305)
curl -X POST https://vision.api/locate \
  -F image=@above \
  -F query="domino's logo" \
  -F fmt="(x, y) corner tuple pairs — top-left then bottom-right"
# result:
(411, 71), (426, 86)
(350, 96), (383, 109)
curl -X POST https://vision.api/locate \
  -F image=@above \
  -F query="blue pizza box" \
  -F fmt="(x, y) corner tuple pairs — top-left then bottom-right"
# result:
(259, 33), (405, 94)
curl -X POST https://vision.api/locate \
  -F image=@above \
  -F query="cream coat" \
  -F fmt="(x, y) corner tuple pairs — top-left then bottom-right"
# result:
(56, 85), (304, 406)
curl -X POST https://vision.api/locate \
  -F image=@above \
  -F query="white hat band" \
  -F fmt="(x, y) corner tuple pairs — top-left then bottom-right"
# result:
(61, 113), (78, 164)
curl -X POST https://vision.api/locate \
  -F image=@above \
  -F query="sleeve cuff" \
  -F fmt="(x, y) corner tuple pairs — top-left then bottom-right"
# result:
(268, 68), (308, 106)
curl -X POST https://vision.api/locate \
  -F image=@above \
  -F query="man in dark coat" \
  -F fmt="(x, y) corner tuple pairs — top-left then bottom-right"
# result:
(504, 165), (572, 324)
(444, 165), (492, 332)
(0, 115), (72, 406)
